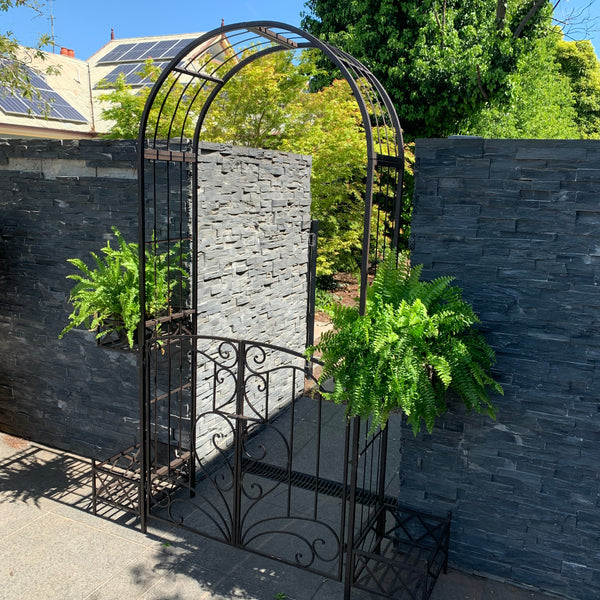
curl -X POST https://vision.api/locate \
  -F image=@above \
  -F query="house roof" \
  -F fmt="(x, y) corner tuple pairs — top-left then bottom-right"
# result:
(0, 49), (96, 138)
(0, 31), (210, 139)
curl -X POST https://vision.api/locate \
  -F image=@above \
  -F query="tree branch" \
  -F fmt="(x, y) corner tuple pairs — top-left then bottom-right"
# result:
(433, 8), (444, 50)
(476, 65), (489, 101)
(433, 0), (447, 49)
(496, 0), (507, 30)
(513, 0), (547, 39)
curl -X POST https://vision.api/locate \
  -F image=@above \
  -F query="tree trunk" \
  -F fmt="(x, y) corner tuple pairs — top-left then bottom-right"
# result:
(513, 0), (547, 38)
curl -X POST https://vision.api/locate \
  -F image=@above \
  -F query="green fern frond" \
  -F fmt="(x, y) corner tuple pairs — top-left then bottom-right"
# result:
(60, 229), (188, 348)
(307, 250), (502, 434)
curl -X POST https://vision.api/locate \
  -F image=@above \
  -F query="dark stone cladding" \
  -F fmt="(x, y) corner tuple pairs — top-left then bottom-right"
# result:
(0, 138), (311, 460)
(407, 137), (600, 600)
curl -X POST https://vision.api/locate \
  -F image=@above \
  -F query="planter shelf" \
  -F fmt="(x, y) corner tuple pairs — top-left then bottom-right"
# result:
(96, 309), (195, 352)
(91, 442), (192, 516)
(350, 500), (451, 599)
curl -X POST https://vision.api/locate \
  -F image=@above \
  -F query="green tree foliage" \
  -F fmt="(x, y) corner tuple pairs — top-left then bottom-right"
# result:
(279, 78), (367, 276)
(199, 51), (315, 149)
(302, 0), (556, 139)
(307, 252), (502, 433)
(0, 1), (57, 101)
(460, 31), (579, 138)
(555, 39), (600, 138)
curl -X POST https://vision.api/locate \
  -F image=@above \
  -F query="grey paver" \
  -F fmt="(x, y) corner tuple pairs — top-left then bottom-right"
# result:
(0, 433), (565, 600)
(0, 511), (149, 600)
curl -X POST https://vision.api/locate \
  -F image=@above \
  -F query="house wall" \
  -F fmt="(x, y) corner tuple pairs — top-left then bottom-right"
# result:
(0, 138), (311, 460)
(406, 137), (600, 600)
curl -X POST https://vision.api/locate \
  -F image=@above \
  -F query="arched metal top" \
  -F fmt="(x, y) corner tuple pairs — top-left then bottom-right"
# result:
(138, 21), (403, 162)
(137, 21), (405, 315)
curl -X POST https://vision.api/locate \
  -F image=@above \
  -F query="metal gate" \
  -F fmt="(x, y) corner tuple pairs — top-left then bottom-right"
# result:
(132, 330), (450, 598)
(142, 334), (351, 580)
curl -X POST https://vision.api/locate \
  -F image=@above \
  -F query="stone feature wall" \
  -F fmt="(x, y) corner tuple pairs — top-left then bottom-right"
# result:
(195, 144), (311, 351)
(0, 139), (139, 458)
(0, 139), (311, 460)
(407, 138), (600, 600)
(193, 144), (312, 461)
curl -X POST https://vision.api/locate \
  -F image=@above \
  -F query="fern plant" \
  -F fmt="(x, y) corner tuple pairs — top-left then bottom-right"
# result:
(306, 252), (503, 434)
(60, 228), (187, 348)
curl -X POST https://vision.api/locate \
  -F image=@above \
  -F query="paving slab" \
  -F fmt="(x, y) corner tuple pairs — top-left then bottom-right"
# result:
(1, 511), (150, 600)
(0, 433), (567, 600)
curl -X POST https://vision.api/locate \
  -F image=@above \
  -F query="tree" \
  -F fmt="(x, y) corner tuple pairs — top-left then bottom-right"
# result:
(555, 39), (600, 138)
(302, 0), (557, 139)
(460, 29), (579, 138)
(0, 1), (56, 101)
(98, 52), (370, 278)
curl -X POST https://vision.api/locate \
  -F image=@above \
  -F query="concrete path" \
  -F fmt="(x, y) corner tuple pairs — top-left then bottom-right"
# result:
(0, 433), (564, 600)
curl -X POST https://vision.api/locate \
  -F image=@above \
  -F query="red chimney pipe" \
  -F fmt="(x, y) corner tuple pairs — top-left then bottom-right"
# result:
(60, 47), (68, 56)
(67, 49), (75, 57)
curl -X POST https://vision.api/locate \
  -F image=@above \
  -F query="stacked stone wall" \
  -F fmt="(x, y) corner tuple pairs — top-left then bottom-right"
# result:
(0, 139), (311, 460)
(193, 144), (312, 460)
(407, 138), (600, 600)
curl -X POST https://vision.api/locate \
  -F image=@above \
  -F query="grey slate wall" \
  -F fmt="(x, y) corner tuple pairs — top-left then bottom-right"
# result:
(196, 144), (311, 351)
(407, 138), (600, 600)
(0, 138), (311, 460)
(0, 138), (140, 458)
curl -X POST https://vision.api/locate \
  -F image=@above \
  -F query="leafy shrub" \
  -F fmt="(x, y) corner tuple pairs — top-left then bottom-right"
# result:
(307, 252), (502, 433)
(60, 228), (187, 348)
(314, 287), (341, 313)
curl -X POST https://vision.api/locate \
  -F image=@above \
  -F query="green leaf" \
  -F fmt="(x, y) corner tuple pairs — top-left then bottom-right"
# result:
(60, 229), (188, 349)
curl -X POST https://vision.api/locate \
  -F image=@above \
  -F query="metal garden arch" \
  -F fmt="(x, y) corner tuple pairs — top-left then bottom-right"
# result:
(126, 21), (449, 599)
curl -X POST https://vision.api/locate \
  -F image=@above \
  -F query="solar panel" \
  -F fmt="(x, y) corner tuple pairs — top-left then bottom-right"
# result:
(102, 63), (139, 84)
(147, 40), (177, 58)
(55, 103), (89, 121)
(98, 38), (195, 64)
(0, 94), (29, 114)
(167, 39), (193, 58)
(99, 61), (173, 87)
(98, 43), (137, 64)
(127, 62), (169, 85)
(119, 41), (159, 62)
(0, 65), (87, 123)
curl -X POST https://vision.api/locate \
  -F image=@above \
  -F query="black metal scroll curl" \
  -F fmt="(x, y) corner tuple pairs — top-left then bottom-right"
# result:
(242, 516), (341, 570)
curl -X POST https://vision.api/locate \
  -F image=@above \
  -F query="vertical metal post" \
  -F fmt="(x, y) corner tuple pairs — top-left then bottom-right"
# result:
(189, 150), (199, 492)
(137, 132), (149, 534)
(91, 460), (97, 515)
(374, 426), (390, 556)
(306, 220), (319, 350)
(344, 417), (362, 599)
(188, 335), (197, 492)
(359, 160), (376, 316)
(138, 343), (150, 533)
(232, 340), (246, 547)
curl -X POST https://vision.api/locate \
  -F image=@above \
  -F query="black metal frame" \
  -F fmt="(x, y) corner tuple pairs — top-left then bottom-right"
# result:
(90, 21), (453, 600)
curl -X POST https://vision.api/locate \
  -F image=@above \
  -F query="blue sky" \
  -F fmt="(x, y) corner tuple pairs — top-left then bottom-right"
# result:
(4, 0), (600, 61)
(5, 0), (308, 60)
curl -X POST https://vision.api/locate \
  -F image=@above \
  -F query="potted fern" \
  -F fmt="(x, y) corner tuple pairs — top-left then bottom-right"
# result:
(60, 228), (187, 350)
(306, 252), (502, 434)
